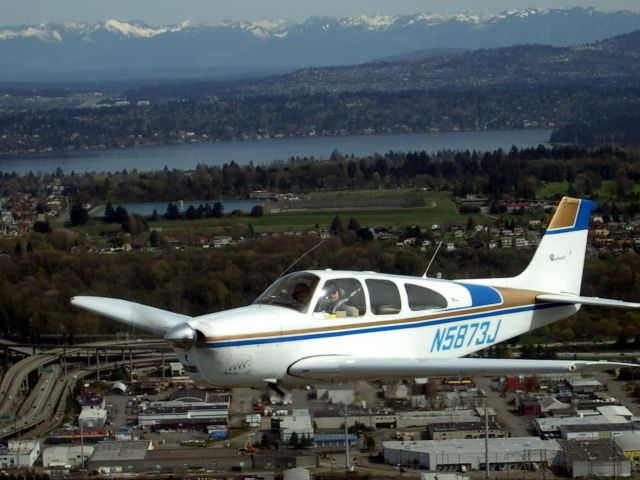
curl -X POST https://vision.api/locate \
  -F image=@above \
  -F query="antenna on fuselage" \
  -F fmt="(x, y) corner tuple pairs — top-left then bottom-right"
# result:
(423, 241), (443, 278)
(277, 238), (327, 279)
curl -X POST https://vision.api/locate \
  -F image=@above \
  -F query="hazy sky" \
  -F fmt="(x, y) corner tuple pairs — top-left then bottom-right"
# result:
(3, 0), (640, 26)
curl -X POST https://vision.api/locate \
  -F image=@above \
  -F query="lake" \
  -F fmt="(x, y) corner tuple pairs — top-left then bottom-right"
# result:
(94, 199), (260, 217)
(0, 128), (552, 176)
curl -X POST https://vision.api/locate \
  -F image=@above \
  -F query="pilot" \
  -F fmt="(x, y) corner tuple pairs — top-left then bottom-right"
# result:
(292, 282), (310, 309)
(318, 282), (358, 317)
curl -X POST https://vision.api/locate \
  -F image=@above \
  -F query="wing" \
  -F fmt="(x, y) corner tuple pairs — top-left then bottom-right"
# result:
(71, 296), (190, 336)
(536, 294), (640, 309)
(288, 356), (637, 381)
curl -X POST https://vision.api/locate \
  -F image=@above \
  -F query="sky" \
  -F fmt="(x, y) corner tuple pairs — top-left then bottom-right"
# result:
(2, 0), (640, 26)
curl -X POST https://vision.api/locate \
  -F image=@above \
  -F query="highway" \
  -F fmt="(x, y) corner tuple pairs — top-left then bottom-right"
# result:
(0, 340), (176, 438)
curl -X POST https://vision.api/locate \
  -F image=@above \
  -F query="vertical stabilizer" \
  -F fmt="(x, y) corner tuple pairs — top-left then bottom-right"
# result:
(467, 197), (595, 294)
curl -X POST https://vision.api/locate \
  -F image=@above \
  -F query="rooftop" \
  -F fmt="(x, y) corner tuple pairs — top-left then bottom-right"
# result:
(383, 437), (561, 455)
(560, 439), (626, 462)
(89, 441), (151, 462)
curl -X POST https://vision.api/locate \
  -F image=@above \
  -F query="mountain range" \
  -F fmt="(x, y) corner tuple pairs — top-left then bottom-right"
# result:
(2, 7), (640, 81)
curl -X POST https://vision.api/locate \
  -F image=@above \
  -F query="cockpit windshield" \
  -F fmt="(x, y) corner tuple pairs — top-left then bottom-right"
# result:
(254, 273), (320, 313)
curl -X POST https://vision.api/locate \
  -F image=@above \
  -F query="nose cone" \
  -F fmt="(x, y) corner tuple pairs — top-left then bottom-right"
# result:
(164, 322), (195, 349)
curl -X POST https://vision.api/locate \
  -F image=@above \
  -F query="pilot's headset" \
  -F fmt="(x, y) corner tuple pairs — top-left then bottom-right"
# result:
(324, 282), (342, 299)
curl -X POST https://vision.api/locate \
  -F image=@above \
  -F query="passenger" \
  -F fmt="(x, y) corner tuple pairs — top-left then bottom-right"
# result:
(318, 282), (358, 317)
(292, 282), (310, 309)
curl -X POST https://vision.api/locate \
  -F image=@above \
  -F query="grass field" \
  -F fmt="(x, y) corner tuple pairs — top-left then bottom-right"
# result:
(538, 180), (640, 201)
(74, 190), (484, 238)
(154, 190), (470, 235)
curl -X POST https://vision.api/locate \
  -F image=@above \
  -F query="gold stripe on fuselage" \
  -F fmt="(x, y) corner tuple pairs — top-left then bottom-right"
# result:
(205, 287), (542, 343)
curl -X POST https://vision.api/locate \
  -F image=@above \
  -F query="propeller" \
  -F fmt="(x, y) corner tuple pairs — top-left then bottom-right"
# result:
(164, 322), (196, 349)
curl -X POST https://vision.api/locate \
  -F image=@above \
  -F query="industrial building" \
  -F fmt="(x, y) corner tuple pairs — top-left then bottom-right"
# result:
(0, 440), (41, 469)
(396, 409), (484, 429)
(313, 433), (359, 448)
(79, 394), (105, 410)
(87, 441), (317, 474)
(560, 439), (631, 478)
(253, 451), (319, 469)
(426, 421), (509, 441)
(270, 409), (315, 443)
(138, 400), (228, 430)
(560, 422), (635, 441)
(314, 407), (396, 430)
(614, 431), (640, 462)
(315, 384), (355, 405)
(43, 445), (94, 469)
(78, 408), (107, 429)
(383, 437), (562, 471)
(534, 415), (630, 438)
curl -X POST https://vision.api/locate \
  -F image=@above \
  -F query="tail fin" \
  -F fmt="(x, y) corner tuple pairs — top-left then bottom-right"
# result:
(469, 197), (595, 294)
(514, 197), (594, 294)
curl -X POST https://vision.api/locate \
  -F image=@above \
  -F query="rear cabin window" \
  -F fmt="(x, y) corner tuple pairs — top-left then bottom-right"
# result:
(366, 279), (401, 315)
(404, 284), (448, 311)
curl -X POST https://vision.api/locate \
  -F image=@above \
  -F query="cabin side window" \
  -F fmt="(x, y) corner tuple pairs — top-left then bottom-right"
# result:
(366, 279), (401, 315)
(404, 283), (448, 311)
(314, 279), (366, 317)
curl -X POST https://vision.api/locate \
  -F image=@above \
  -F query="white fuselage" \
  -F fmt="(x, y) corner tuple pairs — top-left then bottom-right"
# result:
(175, 270), (578, 387)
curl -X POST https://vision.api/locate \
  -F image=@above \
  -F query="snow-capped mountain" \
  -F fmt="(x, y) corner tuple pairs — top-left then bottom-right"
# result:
(1, 7), (640, 81)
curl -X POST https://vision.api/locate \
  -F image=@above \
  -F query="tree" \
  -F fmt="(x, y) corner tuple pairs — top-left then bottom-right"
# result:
(357, 227), (374, 241)
(32, 220), (51, 233)
(69, 201), (88, 226)
(104, 202), (116, 223)
(164, 203), (181, 220)
(212, 202), (224, 218)
(250, 205), (264, 217)
(288, 431), (299, 447)
(186, 205), (197, 220)
(114, 206), (129, 225)
(330, 216), (343, 235)
(149, 230), (162, 248)
(365, 435), (376, 451)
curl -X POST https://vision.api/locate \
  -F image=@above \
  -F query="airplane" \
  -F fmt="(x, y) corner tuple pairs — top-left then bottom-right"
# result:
(72, 197), (640, 392)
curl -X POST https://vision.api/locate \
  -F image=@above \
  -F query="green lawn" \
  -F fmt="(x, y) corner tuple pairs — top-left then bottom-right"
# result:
(151, 191), (467, 235)
(72, 190), (484, 237)
(538, 180), (639, 202)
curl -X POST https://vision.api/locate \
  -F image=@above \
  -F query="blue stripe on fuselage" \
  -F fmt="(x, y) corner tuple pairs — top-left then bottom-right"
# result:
(206, 302), (564, 348)
(456, 282), (502, 307)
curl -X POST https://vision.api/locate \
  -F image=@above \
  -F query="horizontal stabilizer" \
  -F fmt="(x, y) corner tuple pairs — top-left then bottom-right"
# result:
(537, 294), (640, 309)
(71, 296), (190, 336)
(288, 356), (637, 381)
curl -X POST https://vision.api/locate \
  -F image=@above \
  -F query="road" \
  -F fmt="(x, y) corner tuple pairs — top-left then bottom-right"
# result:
(0, 341), (177, 438)
(474, 376), (532, 437)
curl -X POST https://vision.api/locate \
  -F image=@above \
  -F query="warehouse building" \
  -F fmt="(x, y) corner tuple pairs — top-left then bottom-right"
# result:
(87, 441), (317, 474)
(0, 440), (41, 469)
(396, 409), (482, 429)
(43, 445), (94, 469)
(314, 407), (396, 430)
(534, 415), (630, 438)
(138, 400), (228, 430)
(560, 423), (635, 441)
(560, 439), (631, 478)
(383, 437), (562, 471)
(614, 431), (640, 462)
(271, 409), (314, 444)
(79, 408), (107, 429)
(426, 421), (509, 441)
